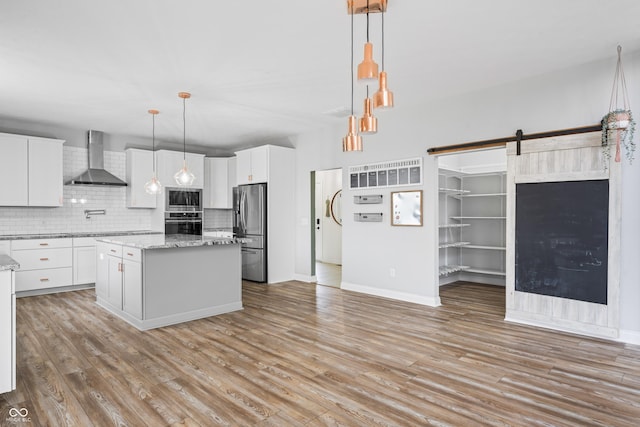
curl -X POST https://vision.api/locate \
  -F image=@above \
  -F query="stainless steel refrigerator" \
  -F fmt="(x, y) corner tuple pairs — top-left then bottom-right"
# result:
(233, 183), (267, 282)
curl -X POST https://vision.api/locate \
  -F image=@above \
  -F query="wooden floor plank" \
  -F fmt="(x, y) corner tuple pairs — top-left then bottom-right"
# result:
(2, 280), (639, 426)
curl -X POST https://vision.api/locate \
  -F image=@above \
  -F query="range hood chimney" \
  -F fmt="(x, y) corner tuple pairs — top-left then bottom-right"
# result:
(66, 130), (127, 186)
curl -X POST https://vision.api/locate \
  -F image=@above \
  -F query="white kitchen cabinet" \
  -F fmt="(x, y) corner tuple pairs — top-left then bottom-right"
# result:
(0, 241), (10, 255)
(0, 133), (64, 207)
(235, 145), (296, 283)
(12, 238), (73, 293)
(0, 270), (15, 394)
(0, 134), (28, 206)
(204, 157), (235, 209)
(156, 150), (205, 189)
(235, 146), (268, 185)
(28, 137), (64, 206)
(72, 237), (98, 286)
(122, 255), (142, 319)
(96, 243), (142, 319)
(106, 253), (123, 310)
(126, 148), (157, 208)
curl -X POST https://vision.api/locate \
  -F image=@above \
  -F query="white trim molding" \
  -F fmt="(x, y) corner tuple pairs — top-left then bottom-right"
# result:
(341, 281), (441, 307)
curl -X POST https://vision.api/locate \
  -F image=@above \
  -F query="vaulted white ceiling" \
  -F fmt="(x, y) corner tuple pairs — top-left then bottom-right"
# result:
(1, 0), (639, 150)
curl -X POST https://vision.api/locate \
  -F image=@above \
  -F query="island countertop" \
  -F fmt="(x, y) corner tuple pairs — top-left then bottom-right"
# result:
(0, 255), (19, 271)
(95, 234), (247, 250)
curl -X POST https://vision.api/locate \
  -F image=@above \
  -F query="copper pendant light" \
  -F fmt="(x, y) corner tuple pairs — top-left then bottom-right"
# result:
(359, 87), (378, 134)
(373, 7), (394, 109)
(174, 92), (196, 186)
(357, 1), (379, 85)
(144, 109), (162, 195)
(344, 0), (363, 151)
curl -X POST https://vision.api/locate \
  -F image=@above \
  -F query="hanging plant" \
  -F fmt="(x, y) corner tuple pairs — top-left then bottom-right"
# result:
(602, 109), (636, 164)
(601, 46), (635, 166)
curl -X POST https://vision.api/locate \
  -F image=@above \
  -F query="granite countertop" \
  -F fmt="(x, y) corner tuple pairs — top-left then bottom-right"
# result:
(0, 230), (162, 241)
(96, 234), (248, 250)
(0, 254), (19, 271)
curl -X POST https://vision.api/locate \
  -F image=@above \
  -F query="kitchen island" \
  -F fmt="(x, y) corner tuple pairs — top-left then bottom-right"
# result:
(95, 234), (243, 330)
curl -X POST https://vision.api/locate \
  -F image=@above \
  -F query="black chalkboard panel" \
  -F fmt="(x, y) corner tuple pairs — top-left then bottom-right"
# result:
(515, 180), (609, 305)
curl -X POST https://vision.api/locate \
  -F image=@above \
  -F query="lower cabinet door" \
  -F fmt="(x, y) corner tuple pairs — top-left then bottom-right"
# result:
(0, 271), (12, 393)
(74, 246), (96, 285)
(123, 259), (142, 319)
(106, 255), (123, 309)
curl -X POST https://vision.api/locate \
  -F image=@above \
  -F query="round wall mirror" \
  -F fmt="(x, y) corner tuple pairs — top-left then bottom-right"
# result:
(330, 190), (342, 226)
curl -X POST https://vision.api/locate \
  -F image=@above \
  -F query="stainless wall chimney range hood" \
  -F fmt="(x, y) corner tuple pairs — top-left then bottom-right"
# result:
(66, 130), (127, 186)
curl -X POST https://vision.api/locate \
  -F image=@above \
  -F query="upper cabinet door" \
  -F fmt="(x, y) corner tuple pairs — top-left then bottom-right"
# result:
(0, 134), (28, 206)
(204, 158), (231, 209)
(156, 150), (205, 189)
(235, 146), (268, 185)
(126, 149), (156, 208)
(28, 137), (64, 207)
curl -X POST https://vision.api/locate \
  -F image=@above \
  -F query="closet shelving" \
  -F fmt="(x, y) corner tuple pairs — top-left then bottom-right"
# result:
(439, 168), (506, 285)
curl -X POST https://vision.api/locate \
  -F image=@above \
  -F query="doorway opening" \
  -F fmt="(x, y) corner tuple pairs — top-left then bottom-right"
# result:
(311, 168), (343, 288)
(436, 148), (507, 309)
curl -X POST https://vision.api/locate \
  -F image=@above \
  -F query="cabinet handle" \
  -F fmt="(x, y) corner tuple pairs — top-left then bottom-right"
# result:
(127, 252), (134, 257)
(40, 243), (49, 246)
(40, 258), (49, 261)
(40, 278), (49, 282)
(110, 249), (117, 253)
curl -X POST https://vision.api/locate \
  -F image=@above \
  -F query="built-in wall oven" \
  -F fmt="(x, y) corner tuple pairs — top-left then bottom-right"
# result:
(164, 211), (202, 235)
(165, 188), (203, 235)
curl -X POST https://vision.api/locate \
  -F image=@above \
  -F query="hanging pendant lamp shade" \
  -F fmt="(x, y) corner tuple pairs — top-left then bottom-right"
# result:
(357, 42), (379, 85)
(174, 92), (196, 186)
(373, 8), (393, 109)
(343, 115), (363, 151)
(344, 0), (363, 151)
(144, 109), (162, 195)
(373, 71), (394, 109)
(359, 91), (378, 134)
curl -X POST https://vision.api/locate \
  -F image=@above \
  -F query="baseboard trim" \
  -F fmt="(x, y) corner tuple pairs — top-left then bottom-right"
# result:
(341, 282), (441, 307)
(505, 311), (618, 340)
(619, 329), (640, 345)
(294, 274), (316, 283)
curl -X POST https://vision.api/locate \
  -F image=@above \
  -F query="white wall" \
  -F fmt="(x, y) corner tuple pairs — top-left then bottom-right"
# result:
(316, 169), (342, 265)
(292, 49), (640, 339)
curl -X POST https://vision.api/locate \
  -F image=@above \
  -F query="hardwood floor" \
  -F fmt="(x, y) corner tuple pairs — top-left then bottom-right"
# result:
(315, 262), (341, 288)
(2, 281), (639, 426)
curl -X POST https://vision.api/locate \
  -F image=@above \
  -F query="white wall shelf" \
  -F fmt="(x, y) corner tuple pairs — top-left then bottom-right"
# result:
(439, 265), (470, 276)
(451, 216), (506, 220)
(465, 268), (506, 276)
(439, 242), (470, 249)
(460, 193), (506, 197)
(464, 245), (506, 251)
(439, 223), (470, 229)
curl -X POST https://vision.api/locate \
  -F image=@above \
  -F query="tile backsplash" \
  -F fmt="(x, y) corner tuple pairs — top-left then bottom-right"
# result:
(0, 146), (153, 235)
(204, 209), (233, 229)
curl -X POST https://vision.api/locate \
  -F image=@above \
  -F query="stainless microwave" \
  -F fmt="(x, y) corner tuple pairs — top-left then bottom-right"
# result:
(165, 187), (202, 211)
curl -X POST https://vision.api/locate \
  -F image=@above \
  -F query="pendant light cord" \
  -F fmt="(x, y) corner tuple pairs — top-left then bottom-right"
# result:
(350, 2), (354, 115)
(366, 0), (370, 42)
(152, 113), (156, 172)
(182, 96), (187, 161)
(381, 8), (385, 71)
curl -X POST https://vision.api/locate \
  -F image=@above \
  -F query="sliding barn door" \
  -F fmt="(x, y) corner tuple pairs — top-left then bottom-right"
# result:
(505, 132), (621, 339)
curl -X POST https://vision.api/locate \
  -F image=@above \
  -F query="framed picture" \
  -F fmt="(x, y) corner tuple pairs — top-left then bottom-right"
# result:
(391, 190), (423, 226)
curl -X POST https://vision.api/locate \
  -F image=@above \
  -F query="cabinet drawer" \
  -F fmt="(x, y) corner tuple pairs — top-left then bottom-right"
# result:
(72, 237), (97, 248)
(11, 248), (72, 270)
(15, 267), (73, 292)
(103, 243), (122, 258)
(122, 248), (141, 263)
(12, 238), (72, 250)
